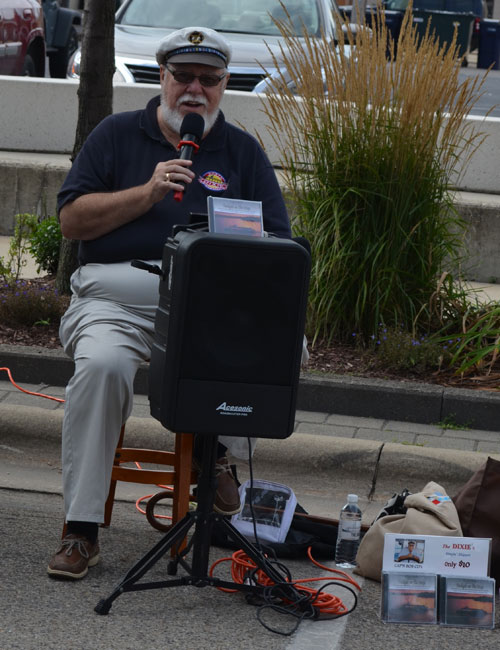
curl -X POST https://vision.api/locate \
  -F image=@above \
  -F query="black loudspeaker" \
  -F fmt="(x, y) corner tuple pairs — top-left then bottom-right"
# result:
(148, 230), (310, 439)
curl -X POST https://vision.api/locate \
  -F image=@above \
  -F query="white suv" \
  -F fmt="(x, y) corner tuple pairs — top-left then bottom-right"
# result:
(68, 0), (347, 91)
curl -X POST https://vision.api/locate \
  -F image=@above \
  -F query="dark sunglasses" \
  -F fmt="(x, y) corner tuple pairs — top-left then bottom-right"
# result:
(165, 64), (227, 88)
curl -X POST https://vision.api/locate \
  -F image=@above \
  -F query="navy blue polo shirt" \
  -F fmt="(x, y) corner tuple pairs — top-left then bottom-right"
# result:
(57, 96), (291, 264)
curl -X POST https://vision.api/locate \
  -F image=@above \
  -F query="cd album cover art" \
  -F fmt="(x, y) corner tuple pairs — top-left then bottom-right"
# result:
(382, 573), (437, 624)
(441, 576), (495, 628)
(207, 196), (263, 237)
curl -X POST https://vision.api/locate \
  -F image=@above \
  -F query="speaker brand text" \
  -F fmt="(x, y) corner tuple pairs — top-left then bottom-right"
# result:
(216, 402), (253, 416)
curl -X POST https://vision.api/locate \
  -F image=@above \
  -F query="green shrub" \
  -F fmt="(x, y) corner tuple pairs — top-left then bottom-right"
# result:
(434, 303), (500, 377)
(0, 213), (62, 281)
(28, 215), (62, 275)
(0, 258), (9, 277)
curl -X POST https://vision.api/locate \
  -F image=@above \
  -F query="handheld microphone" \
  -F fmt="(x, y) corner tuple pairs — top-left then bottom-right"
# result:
(173, 112), (205, 202)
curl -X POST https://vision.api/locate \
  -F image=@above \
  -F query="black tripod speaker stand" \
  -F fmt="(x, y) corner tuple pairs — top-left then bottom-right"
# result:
(94, 433), (305, 615)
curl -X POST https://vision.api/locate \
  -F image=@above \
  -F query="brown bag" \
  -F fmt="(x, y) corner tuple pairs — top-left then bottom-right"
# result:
(354, 481), (462, 582)
(453, 456), (500, 581)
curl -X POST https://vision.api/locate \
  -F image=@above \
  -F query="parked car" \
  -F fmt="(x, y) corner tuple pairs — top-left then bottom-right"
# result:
(0, 0), (45, 76)
(342, 0), (486, 58)
(0, 0), (81, 78)
(42, 0), (81, 78)
(383, 0), (486, 52)
(68, 0), (353, 91)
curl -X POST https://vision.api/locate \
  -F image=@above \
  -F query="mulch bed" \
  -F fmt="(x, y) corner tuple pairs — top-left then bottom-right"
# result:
(0, 322), (62, 349)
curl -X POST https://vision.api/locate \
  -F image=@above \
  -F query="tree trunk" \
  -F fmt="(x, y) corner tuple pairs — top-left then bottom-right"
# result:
(56, 0), (116, 294)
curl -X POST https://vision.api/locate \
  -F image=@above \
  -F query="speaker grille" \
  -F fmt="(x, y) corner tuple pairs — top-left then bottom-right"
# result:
(180, 243), (304, 385)
(149, 232), (310, 438)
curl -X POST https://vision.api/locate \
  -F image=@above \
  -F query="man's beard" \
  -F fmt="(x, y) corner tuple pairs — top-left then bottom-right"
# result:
(160, 93), (219, 136)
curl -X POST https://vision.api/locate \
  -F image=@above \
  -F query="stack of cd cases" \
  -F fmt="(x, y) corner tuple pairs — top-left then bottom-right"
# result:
(382, 572), (495, 628)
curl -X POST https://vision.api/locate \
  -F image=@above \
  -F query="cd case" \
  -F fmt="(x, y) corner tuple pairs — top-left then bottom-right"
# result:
(439, 575), (495, 628)
(207, 196), (263, 237)
(381, 572), (437, 624)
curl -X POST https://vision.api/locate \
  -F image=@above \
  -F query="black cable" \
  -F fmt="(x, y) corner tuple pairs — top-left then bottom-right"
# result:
(256, 581), (358, 635)
(243, 438), (358, 636)
(246, 436), (264, 554)
(310, 581), (359, 619)
(245, 438), (292, 584)
(256, 583), (316, 636)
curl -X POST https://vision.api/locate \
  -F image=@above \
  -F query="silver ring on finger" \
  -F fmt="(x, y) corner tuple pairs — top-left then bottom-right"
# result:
(165, 172), (170, 183)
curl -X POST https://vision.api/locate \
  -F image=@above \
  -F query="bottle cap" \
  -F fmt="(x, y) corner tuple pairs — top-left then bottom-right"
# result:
(347, 494), (358, 503)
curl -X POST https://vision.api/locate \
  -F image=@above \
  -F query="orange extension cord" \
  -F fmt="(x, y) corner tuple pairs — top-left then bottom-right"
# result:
(3, 367), (362, 617)
(1, 367), (65, 403)
(210, 547), (361, 616)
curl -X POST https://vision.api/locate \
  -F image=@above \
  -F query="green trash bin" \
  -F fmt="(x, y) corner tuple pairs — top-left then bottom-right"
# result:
(412, 9), (475, 57)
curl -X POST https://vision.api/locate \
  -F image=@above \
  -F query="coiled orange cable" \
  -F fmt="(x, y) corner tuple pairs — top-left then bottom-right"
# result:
(209, 547), (361, 616)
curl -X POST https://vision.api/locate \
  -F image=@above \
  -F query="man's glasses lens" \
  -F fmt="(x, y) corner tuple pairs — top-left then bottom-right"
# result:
(166, 66), (225, 87)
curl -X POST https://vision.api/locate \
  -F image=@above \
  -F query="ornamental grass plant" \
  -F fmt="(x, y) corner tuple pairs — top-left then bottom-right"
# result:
(259, 6), (489, 348)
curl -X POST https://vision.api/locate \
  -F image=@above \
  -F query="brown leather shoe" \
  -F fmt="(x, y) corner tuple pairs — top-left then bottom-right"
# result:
(47, 534), (99, 580)
(192, 456), (241, 515)
(213, 456), (241, 516)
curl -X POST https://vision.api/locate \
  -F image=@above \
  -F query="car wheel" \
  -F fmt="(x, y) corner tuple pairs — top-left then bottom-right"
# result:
(49, 26), (79, 78)
(22, 54), (37, 76)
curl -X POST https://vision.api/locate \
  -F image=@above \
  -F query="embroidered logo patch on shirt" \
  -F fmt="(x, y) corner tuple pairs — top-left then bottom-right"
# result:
(198, 171), (228, 192)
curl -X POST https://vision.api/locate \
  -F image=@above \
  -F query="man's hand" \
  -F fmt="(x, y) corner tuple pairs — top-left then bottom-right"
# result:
(396, 552), (421, 563)
(147, 159), (195, 204)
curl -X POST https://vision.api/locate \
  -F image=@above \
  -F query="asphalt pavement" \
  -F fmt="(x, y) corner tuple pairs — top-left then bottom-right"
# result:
(2, 378), (500, 649)
(3, 487), (499, 650)
(1, 239), (500, 648)
(2, 350), (500, 649)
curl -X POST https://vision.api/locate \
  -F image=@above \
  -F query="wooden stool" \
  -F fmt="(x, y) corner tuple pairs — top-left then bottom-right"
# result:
(103, 424), (197, 553)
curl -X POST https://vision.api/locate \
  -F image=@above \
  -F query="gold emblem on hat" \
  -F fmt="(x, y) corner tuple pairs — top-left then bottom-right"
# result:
(189, 31), (204, 45)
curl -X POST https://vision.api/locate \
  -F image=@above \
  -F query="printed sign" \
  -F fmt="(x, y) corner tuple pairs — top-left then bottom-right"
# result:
(382, 534), (491, 577)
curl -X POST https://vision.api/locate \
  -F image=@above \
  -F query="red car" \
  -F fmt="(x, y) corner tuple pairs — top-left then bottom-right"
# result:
(0, 0), (45, 76)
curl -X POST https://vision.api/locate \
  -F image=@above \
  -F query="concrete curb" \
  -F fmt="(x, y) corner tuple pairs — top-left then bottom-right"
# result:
(0, 402), (493, 511)
(2, 343), (500, 431)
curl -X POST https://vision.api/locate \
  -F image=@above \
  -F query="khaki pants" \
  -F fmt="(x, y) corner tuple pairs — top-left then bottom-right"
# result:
(60, 261), (264, 523)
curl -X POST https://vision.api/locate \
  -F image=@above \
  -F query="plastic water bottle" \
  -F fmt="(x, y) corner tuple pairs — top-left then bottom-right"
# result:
(335, 494), (362, 568)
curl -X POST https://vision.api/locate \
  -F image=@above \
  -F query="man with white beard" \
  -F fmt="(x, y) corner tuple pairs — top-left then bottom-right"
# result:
(48, 26), (292, 580)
